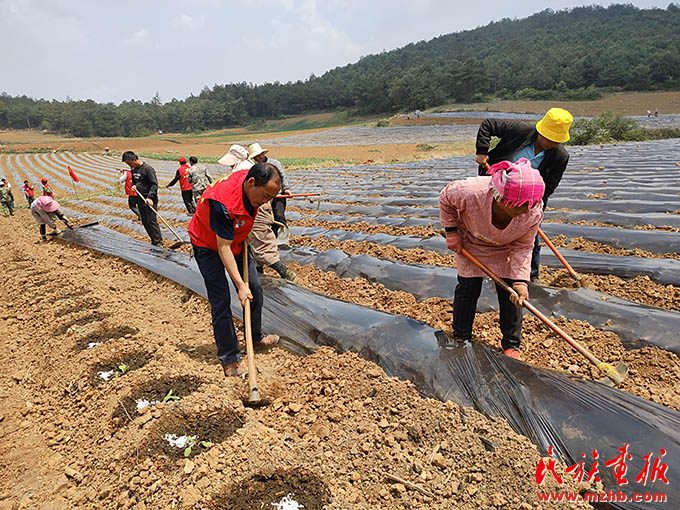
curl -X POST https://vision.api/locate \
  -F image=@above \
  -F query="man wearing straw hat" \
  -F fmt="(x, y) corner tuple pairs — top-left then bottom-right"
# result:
(247, 143), (291, 236)
(218, 145), (297, 281)
(474, 107), (573, 281)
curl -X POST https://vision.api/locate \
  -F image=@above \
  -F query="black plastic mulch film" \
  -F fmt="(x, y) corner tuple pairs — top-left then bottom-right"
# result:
(55, 139), (680, 508)
(62, 225), (679, 509)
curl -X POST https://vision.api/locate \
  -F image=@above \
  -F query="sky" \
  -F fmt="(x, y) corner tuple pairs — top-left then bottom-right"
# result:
(1, 0), (670, 104)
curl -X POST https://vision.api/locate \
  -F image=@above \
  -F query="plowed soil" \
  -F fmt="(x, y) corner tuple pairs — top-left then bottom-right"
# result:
(1, 211), (592, 509)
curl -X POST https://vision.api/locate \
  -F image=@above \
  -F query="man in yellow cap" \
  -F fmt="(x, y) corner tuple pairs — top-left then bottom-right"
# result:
(474, 107), (573, 280)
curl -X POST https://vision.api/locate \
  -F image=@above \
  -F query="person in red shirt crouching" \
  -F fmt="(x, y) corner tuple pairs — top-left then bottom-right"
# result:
(189, 162), (281, 377)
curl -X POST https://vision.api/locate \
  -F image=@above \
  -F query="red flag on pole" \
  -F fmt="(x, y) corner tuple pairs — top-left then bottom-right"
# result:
(68, 165), (79, 183)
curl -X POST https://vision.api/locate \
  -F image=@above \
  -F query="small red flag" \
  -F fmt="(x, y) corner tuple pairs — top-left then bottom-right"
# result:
(68, 165), (79, 183)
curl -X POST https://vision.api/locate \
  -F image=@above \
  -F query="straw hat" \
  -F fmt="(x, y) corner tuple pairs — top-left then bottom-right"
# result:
(247, 142), (269, 160)
(218, 145), (249, 167)
(536, 108), (573, 143)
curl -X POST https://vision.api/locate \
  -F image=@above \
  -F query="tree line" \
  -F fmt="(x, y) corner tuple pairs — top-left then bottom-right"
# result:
(1, 4), (679, 137)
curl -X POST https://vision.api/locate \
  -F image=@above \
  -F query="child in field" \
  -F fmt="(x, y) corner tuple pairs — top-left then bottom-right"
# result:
(439, 158), (545, 359)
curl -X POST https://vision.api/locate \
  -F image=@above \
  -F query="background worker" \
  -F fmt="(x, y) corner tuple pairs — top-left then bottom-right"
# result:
(0, 179), (14, 211)
(122, 151), (163, 246)
(119, 168), (141, 221)
(188, 162), (281, 377)
(247, 143), (291, 236)
(30, 195), (71, 240)
(440, 158), (545, 360)
(187, 156), (213, 202)
(218, 146), (296, 281)
(218, 145), (251, 174)
(167, 156), (195, 214)
(22, 180), (35, 206)
(40, 178), (54, 198)
(0, 182), (13, 217)
(474, 107), (573, 281)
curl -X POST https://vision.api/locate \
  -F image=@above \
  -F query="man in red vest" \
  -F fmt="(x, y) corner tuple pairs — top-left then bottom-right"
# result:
(40, 178), (54, 198)
(119, 169), (141, 221)
(23, 180), (35, 206)
(167, 156), (195, 214)
(189, 162), (282, 377)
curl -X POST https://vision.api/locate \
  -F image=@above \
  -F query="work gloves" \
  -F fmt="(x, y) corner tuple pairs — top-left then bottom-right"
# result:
(509, 282), (529, 307)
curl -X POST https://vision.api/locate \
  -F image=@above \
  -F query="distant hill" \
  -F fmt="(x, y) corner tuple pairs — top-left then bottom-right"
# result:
(1, 4), (679, 137)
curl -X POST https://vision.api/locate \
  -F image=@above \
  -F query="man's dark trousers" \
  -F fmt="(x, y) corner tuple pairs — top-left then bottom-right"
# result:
(530, 234), (541, 281)
(136, 195), (163, 245)
(271, 196), (286, 236)
(181, 189), (195, 215)
(192, 245), (263, 367)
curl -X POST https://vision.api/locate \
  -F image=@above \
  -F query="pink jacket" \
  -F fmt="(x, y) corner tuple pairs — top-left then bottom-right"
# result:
(439, 176), (543, 281)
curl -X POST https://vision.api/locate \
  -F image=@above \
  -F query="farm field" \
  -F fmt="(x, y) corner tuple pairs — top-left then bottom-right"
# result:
(3, 91), (680, 167)
(1, 131), (680, 507)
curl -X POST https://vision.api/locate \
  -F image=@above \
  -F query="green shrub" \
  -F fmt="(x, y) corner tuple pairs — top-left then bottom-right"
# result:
(569, 111), (680, 145)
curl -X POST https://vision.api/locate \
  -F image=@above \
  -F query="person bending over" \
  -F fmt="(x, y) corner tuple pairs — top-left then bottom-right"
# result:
(440, 158), (545, 360)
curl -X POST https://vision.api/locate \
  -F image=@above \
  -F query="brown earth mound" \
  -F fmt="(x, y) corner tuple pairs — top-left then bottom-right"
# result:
(1, 211), (592, 509)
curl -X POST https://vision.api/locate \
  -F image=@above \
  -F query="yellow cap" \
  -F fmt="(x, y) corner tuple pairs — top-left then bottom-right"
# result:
(536, 108), (573, 143)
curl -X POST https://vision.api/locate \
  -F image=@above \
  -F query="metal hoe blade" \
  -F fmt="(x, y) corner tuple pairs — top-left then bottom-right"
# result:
(273, 221), (290, 246)
(598, 361), (629, 386)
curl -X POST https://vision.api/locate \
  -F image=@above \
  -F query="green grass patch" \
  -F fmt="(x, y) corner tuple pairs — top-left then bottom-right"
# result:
(279, 157), (353, 168)
(0, 147), (68, 154)
(137, 153), (352, 169)
(138, 152), (221, 164)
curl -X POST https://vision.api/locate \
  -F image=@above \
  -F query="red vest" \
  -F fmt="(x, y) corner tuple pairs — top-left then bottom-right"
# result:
(23, 184), (35, 197)
(178, 164), (192, 191)
(124, 171), (137, 196)
(188, 169), (257, 255)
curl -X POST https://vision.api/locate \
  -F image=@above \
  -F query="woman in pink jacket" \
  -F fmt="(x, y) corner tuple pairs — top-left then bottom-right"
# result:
(439, 158), (545, 359)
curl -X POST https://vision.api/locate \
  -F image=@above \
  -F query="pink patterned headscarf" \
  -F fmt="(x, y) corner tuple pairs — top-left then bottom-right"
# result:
(487, 158), (545, 208)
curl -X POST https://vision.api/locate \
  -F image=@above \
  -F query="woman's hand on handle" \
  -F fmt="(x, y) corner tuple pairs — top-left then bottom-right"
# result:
(445, 231), (463, 253)
(509, 282), (529, 307)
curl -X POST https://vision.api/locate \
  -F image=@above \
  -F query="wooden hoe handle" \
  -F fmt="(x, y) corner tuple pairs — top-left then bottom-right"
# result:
(460, 247), (602, 367)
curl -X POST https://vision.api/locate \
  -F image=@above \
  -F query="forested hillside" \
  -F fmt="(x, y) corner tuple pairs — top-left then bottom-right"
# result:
(1, 4), (679, 137)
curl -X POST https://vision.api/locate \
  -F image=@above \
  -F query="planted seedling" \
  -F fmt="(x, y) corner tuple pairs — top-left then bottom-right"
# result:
(163, 389), (180, 403)
(183, 436), (213, 457)
(113, 364), (130, 378)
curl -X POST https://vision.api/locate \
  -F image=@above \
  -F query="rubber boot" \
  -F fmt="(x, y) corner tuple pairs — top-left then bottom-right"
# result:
(270, 261), (296, 281)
